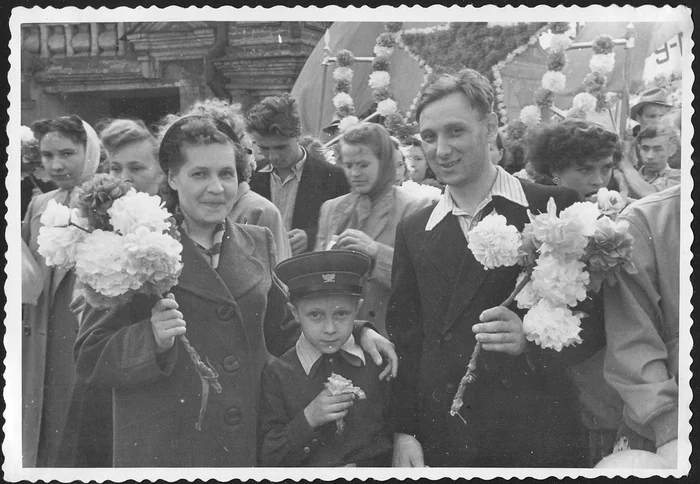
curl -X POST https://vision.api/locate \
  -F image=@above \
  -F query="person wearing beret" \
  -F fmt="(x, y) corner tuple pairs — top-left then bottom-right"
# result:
(258, 250), (393, 467)
(387, 69), (600, 468)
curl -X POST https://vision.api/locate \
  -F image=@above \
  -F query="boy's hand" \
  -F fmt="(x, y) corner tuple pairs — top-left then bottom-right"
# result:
(151, 293), (186, 354)
(303, 388), (355, 429)
(473, 306), (526, 356)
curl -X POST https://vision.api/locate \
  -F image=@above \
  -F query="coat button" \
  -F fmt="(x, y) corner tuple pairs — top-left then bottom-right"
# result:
(443, 332), (453, 342)
(23, 325), (31, 336)
(502, 378), (512, 389)
(224, 407), (242, 426)
(368, 310), (376, 318)
(222, 356), (240, 373)
(216, 305), (234, 321)
(311, 438), (318, 445)
(445, 383), (455, 393)
(303, 446), (311, 454)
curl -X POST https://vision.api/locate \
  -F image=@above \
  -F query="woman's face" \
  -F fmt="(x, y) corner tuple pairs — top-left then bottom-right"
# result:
(39, 132), (86, 189)
(339, 143), (381, 196)
(109, 140), (164, 196)
(488, 142), (504, 166)
(394, 149), (407, 185)
(557, 155), (615, 201)
(405, 145), (428, 182)
(168, 142), (238, 231)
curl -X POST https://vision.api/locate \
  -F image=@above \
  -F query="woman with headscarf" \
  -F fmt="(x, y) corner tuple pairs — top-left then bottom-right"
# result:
(74, 114), (397, 467)
(22, 115), (101, 467)
(315, 123), (435, 337)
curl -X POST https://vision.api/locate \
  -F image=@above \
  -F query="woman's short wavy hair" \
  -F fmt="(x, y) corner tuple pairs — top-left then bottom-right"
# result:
(32, 115), (87, 148)
(99, 118), (159, 161)
(527, 119), (621, 183)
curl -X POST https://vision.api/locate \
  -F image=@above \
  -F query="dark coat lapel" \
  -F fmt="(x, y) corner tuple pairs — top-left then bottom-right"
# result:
(422, 213), (466, 287)
(293, 154), (322, 226)
(439, 197), (529, 334)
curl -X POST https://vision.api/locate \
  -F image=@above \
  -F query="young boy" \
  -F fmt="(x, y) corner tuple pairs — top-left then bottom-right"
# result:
(258, 250), (393, 467)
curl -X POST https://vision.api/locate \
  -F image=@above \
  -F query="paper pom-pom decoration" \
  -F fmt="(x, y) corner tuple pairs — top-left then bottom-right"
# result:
(572, 92), (597, 113)
(336, 50), (355, 67)
(334, 79), (351, 95)
(374, 45), (394, 58)
(372, 86), (391, 103)
(368, 71), (391, 90)
(589, 53), (616, 75)
(376, 32), (397, 48)
(372, 56), (390, 72)
(534, 88), (556, 109)
(520, 105), (541, 127)
(385, 22), (403, 33)
(549, 34), (572, 53)
(333, 66), (353, 82)
(550, 22), (570, 35)
(592, 35), (614, 55)
(338, 116), (359, 132)
(377, 99), (398, 116)
(541, 71), (567, 93)
(548, 50), (568, 71)
(333, 92), (354, 109)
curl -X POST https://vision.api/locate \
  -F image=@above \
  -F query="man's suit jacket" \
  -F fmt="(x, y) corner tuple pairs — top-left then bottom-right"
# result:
(386, 180), (600, 467)
(249, 150), (350, 252)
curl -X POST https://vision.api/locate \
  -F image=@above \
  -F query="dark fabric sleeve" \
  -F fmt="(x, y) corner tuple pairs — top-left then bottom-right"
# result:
(258, 366), (317, 466)
(385, 218), (424, 436)
(74, 297), (178, 389)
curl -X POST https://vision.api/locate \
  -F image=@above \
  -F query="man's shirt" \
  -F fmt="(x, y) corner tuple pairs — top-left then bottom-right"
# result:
(639, 165), (681, 192)
(259, 148), (308, 231)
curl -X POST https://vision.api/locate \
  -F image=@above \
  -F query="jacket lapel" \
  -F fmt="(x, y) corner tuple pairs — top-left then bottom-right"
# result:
(215, 221), (265, 300)
(422, 214), (466, 287)
(363, 189), (393, 240)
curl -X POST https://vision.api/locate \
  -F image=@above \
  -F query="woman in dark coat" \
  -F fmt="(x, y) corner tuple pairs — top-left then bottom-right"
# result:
(74, 114), (396, 467)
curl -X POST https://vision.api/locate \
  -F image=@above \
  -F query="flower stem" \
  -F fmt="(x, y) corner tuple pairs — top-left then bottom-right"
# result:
(179, 334), (222, 430)
(449, 270), (533, 421)
(69, 220), (91, 233)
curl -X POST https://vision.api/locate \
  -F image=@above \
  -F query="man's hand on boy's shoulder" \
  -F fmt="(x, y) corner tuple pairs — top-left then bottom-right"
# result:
(356, 324), (398, 381)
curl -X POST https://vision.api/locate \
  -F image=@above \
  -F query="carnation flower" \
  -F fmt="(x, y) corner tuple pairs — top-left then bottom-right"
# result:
(572, 92), (598, 113)
(368, 71), (391, 90)
(376, 98), (398, 116)
(542, 71), (566, 93)
(74, 230), (136, 297)
(325, 373), (366, 433)
(338, 116), (359, 132)
(108, 188), (172, 235)
(37, 225), (87, 269)
(122, 226), (183, 294)
(530, 256), (590, 308)
(400, 180), (442, 202)
(585, 216), (637, 292)
(335, 49), (355, 67)
(467, 212), (522, 269)
(589, 53), (615, 75)
(80, 281), (134, 309)
(595, 188), (625, 217)
(514, 272), (538, 309)
(78, 174), (132, 231)
(333, 92), (354, 109)
(21, 125), (36, 144)
(549, 34), (572, 53)
(522, 300), (583, 351)
(519, 105), (541, 127)
(560, 201), (600, 237)
(518, 224), (538, 268)
(40, 199), (72, 227)
(527, 198), (590, 263)
(374, 45), (393, 58)
(333, 66), (353, 82)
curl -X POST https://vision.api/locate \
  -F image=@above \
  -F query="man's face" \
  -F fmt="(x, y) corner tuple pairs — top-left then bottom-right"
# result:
(639, 135), (674, 174)
(418, 91), (497, 189)
(638, 103), (670, 129)
(248, 132), (301, 171)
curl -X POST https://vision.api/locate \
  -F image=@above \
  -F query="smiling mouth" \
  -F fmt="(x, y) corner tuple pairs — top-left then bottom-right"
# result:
(439, 160), (460, 169)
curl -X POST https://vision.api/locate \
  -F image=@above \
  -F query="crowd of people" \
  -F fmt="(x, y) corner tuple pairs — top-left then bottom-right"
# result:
(19, 66), (682, 469)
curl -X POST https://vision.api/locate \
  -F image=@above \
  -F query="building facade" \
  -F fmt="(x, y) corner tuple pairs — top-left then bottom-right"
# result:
(20, 21), (328, 128)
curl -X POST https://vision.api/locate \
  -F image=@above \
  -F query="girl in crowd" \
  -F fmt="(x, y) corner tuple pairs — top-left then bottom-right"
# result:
(182, 98), (292, 263)
(526, 118), (624, 465)
(391, 136), (409, 185)
(100, 118), (165, 195)
(22, 115), (101, 467)
(315, 123), (435, 336)
(75, 114), (396, 466)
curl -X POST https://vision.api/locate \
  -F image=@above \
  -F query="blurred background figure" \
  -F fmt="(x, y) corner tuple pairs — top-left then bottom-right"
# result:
(390, 136), (409, 185)
(20, 125), (56, 219)
(629, 88), (680, 169)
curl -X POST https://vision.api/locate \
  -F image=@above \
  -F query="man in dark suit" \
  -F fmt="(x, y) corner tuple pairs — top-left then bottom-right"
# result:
(246, 94), (349, 255)
(387, 69), (598, 467)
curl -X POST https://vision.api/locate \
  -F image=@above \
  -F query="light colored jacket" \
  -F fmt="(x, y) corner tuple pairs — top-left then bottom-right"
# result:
(604, 185), (680, 447)
(315, 185), (433, 336)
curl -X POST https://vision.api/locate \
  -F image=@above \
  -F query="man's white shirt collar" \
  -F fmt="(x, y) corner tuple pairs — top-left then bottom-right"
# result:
(259, 147), (307, 182)
(425, 165), (528, 231)
(296, 332), (366, 376)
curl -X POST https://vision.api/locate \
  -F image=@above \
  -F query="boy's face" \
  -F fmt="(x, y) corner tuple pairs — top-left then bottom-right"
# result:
(290, 294), (363, 355)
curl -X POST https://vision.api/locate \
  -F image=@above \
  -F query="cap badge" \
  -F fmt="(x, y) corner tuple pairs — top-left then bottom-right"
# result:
(322, 273), (336, 283)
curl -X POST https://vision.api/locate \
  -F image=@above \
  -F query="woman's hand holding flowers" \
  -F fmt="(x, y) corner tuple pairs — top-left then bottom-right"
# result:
(151, 293), (187, 353)
(474, 306), (527, 356)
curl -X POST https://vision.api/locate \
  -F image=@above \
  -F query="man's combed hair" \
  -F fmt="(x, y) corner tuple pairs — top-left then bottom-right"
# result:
(415, 68), (495, 122)
(637, 124), (676, 143)
(31, 115), (88, 147)
(245, 93), (302, 138)
(527, 119), (620, 184)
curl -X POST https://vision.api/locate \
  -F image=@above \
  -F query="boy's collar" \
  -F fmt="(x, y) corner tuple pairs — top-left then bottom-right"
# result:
(296, 332), (366, 376)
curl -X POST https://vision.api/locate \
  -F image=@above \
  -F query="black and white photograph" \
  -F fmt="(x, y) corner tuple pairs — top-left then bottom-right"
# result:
(4, 4), (694, 481)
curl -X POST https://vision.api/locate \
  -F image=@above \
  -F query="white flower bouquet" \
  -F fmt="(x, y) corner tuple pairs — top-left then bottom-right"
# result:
(449, 188), (636, 418)
(324, 372), (366, 433)
(38, 174), (222, 429)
